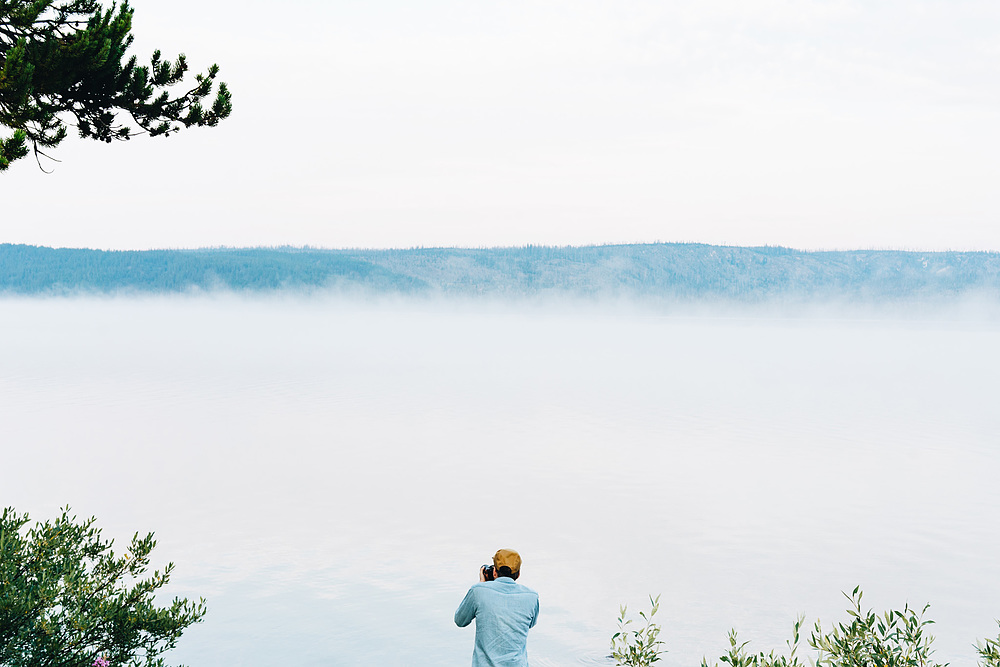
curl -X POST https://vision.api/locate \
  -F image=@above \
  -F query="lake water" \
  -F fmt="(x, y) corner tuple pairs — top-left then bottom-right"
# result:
(2, 296), (999, 666)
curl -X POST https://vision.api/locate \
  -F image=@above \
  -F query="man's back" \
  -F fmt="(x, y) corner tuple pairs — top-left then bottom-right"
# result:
(454, 578), (539, 667)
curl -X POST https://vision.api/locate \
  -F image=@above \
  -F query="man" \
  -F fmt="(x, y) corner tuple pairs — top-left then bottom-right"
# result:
(454, 548), (539, 667)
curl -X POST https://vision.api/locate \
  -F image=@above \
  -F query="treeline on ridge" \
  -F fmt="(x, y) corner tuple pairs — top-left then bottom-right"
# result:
(2, 243), (1000, 302)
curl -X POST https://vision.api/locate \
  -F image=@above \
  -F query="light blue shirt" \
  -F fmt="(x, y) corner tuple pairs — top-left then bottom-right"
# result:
(454, 577), (539, 667)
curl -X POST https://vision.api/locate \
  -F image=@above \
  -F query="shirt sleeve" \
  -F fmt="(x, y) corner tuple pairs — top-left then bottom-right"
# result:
(454, 587), (477, 627)
(529, 595), (539, 629)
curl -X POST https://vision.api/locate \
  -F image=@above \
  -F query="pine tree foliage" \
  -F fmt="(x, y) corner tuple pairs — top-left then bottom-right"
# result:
(0, 0), (231, 171)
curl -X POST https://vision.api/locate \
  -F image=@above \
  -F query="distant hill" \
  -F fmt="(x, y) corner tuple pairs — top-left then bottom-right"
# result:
(2, 243), (999, 302)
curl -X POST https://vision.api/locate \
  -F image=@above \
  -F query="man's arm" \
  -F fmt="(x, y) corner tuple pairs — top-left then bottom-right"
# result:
(454, 587), (478, 627)
(529, 595), (539, 629)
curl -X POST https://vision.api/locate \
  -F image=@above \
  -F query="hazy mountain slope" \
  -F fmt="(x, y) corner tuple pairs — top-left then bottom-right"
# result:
(2, 243), (999, 301)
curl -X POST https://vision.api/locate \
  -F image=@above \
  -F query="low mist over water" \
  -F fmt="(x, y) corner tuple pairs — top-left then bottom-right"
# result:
(2, 295), (998, 666)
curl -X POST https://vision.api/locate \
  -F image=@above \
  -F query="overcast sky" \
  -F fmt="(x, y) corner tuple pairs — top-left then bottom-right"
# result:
(4, 0), (1000, 251)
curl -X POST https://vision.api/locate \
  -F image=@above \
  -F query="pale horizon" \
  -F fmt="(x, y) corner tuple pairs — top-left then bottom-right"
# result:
(8, 239), (1000, 254)
(4, 0), (1000, 252)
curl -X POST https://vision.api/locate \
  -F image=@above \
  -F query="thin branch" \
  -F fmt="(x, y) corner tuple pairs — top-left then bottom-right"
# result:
(32, 141), (59, 173)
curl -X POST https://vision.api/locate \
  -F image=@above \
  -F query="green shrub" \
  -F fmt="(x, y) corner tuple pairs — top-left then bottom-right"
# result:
(0, 506), (205, 667)
(612, 594), (666, 666)
(810, 587), (944, 667)
(701, 616), (806, 667)
(696, 587), (948, 667)
(977, 623), (1000, 667)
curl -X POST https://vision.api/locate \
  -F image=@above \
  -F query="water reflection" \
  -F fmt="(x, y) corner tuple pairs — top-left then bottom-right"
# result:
(1, 297), (998, 666)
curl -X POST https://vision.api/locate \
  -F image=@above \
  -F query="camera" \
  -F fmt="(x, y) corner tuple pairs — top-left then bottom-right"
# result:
(482, 564), (495, 581)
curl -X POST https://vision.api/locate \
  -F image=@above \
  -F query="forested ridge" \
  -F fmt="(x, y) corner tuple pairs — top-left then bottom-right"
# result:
(2, 243), (1000, 301)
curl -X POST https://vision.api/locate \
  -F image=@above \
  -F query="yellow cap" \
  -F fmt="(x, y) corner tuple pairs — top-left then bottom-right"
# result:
(493, 548), (522, 574)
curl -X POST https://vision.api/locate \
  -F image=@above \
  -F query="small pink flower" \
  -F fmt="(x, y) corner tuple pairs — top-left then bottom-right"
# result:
(92, 658), (109, 667)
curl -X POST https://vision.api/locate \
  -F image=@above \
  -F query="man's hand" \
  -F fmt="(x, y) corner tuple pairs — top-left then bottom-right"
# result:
(479, 565), (487, 582)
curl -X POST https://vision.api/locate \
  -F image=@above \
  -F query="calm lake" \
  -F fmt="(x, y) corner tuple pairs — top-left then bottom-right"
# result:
(2, 296), (998, 666)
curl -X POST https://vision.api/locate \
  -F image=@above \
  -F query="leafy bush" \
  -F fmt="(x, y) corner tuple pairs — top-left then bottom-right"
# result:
(612, 594), (666, 666)
(978, 623), (1000, 667)
(697, 587), (948, 667)
(810, 587), (943, 667)
(0, 506), (205, 667)
(701, 616), (807, 667)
